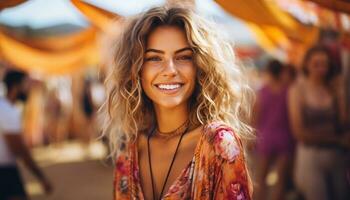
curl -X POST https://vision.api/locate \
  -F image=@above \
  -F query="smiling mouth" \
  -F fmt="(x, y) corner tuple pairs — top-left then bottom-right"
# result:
(154, 83), (184, 91)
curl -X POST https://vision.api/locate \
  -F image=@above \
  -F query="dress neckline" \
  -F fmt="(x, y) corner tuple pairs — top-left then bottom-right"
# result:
(132, 126), (205, 199)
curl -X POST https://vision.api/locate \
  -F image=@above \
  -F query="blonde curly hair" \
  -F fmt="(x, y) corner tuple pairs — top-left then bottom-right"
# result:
(102, 5), (254, 156)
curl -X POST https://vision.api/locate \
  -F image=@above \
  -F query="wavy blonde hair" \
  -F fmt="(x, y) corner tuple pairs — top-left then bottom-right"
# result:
(102, 5), (254, 156)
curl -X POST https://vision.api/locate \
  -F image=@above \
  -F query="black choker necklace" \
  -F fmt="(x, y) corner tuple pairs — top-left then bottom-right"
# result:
(147, 121), (189, 200)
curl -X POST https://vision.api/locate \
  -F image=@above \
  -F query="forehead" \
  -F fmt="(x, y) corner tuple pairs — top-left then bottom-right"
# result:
(146, 25), (189, 50)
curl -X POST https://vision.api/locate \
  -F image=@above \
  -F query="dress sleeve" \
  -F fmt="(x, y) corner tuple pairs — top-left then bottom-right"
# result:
(211, 126), (253, 200)
(114, 142), (131, 200)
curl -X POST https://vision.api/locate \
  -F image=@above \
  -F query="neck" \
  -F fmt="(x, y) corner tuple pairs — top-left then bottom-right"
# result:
(267, 76), (282, 90)
(307, 75), (325, 87)
(154, 104), (189, 134)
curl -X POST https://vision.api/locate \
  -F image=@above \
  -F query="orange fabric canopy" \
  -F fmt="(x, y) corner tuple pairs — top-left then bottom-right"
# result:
(215, 0), (318, 41)
(0, 0), (26, 10)
(71, 0), (123, 34)
(307, 0), (350, 14)
(0, 26), (97, 51)
(0, 0), (121, 75)
(215, 0), (319, 59)
(0, 30), (98, 75)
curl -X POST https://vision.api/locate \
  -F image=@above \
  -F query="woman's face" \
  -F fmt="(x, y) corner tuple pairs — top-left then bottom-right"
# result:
(141, 25), (196, 110)
(306, 51), (329, 79)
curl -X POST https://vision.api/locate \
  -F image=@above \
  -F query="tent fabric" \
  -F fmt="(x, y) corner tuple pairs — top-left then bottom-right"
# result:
(247, 23), (291, 54)
(215, 0), (292, 27)
(215, 0), (317, 39)
(307, 0), (350, 14)
(0, 31), (98, 75)
(23, 27), (97, 51)
(0, 27), (97, 51)
(0, 0), (119, 75)
(0, 0), (26, 10)
(215, 0), (319, 57)
(70, 0), (123, 34)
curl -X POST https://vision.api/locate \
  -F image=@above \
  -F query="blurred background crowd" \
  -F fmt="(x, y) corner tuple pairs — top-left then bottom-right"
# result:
(0, 0), (349, 200)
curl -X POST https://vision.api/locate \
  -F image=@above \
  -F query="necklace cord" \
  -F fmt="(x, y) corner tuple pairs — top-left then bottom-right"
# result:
(147, 126), (157, 200)
(147, 125), (189, 200)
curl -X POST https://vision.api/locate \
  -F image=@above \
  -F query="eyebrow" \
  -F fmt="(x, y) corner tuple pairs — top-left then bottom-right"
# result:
(145, 47), (193, 54)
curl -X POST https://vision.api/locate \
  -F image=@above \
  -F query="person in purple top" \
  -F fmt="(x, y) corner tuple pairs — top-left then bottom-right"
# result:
(253, 59), (295, 200)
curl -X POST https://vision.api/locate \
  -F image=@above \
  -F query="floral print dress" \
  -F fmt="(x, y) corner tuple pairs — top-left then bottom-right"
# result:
(114, 121), (252, 200)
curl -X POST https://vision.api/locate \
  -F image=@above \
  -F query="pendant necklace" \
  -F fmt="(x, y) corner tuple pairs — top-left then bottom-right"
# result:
(147, 120), (189, 200)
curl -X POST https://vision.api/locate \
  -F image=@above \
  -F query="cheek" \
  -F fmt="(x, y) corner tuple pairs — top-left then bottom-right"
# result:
(140, 66), (156, 97)
(188, 66), (196, 84)
(140, 66), (153, 86)
(184, 66), (197, 93)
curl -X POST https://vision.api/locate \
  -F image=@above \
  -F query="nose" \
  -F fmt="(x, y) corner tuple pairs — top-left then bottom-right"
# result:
(162, 58), (177, 77)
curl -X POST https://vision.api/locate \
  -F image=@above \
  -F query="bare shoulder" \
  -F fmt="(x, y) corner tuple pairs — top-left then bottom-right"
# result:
(186, 125), (202, 140)
(288, 79), (306, 103)
(289, 79), (303, 94)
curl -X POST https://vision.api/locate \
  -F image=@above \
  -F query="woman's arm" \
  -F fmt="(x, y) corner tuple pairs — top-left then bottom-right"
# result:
(4, 133), (52, 194)
(287, 84), (340, 145)
(332, 75), (348, 124)
(212, 129), (252, 200)
(332, 76), (350, 149)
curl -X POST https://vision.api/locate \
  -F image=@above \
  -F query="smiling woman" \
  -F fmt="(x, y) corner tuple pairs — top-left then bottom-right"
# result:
(141, 26), (196, 110)
(103, 5), (253, 200)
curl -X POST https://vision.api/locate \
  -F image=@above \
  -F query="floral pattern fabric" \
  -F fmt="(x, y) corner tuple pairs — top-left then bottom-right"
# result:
(114, 121), (252, 200)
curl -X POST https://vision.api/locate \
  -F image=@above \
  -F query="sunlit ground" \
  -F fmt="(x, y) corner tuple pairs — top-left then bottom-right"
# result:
(32, 141), (108, 166)
(18, 141), (114, 200)
(245, 150), (300, 200)
(17, 141), (300, 200)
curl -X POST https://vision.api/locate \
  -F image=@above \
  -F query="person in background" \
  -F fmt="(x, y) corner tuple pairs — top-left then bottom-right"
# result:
(0, 70), (52, 200)
(282, 64), (297, 86)
(44, 88), (62, 144)
(253, 59), (295, 200)
(80, 79), (97, 157)
(82, 79), (95, 122)
(288, 45), (350, 200)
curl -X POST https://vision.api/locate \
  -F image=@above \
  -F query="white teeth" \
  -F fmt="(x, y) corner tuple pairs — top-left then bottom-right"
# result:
(157, 84), (181, 90)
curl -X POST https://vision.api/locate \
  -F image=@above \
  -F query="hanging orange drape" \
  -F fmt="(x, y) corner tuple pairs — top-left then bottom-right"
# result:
(0, 30), (98, 75)
(0, 0), (26, 10)
(215, 0), (319, 58)
(0, 0), (126, 75)
(70, 0), (122, 34)
(215, 0), (318, 42)
(247, 23), (291, 55)
(306, 0), (350, 14)
(0, 26), (97, 51)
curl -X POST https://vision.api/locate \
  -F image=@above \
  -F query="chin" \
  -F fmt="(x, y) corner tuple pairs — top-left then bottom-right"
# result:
(154, 98), (187, 109)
